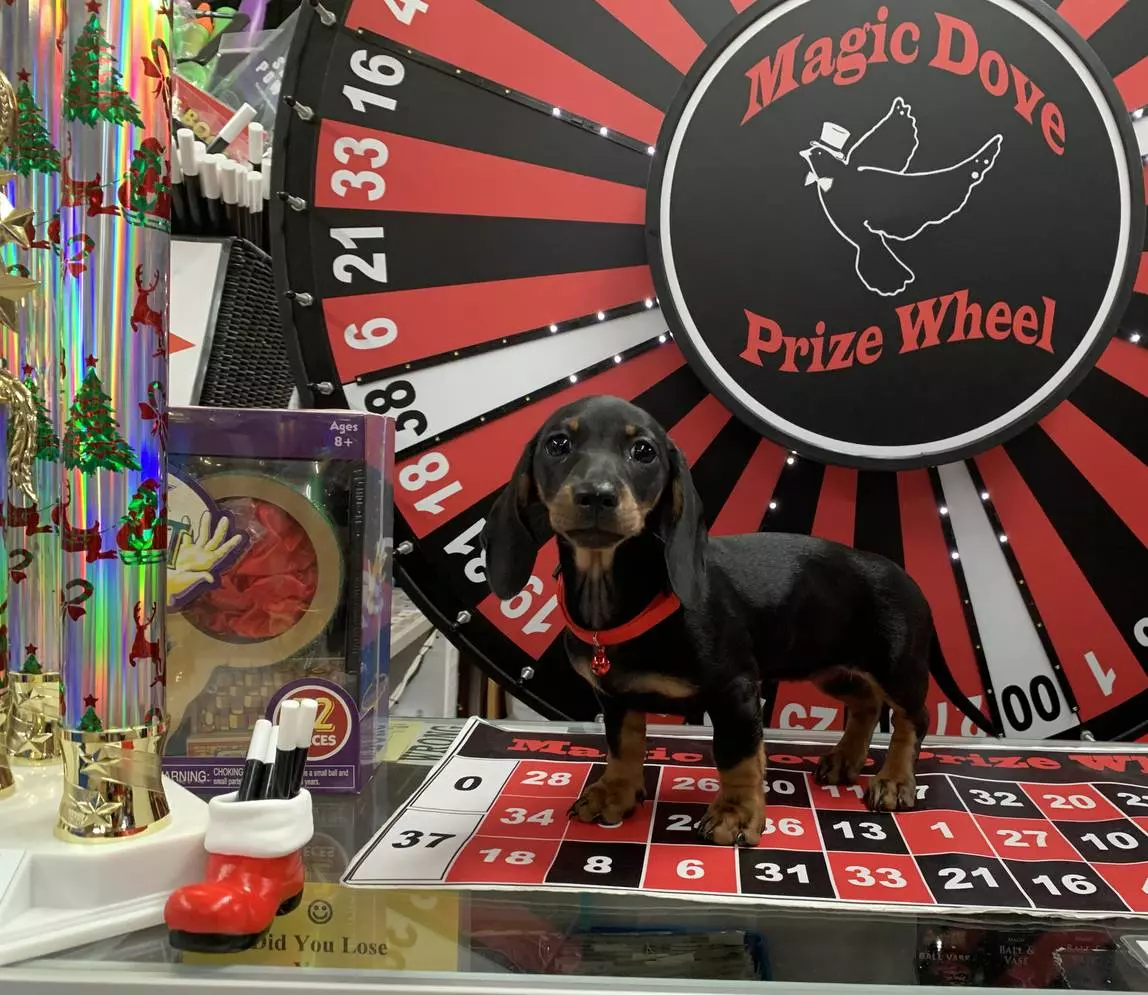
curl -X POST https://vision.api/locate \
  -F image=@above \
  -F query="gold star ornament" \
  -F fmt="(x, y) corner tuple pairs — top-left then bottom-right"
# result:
(0, 197), (33, 250)
(0, 271), (38, 331)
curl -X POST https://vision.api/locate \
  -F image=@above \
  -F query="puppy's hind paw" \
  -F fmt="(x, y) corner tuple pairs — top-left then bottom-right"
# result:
(814, 749), (864, 786)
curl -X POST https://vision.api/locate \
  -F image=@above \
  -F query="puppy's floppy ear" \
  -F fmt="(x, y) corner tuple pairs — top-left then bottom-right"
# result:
(657, 442), (707, 609)
(481, 430), (553, 600)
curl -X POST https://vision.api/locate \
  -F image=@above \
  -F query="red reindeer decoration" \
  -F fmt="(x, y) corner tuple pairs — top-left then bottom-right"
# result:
(60, 136), (120, 218)
(130, 601), (163, 684)
(7, 498), (53, 536)
(53, 481), (117, 564)
(131, 265), (166, 357)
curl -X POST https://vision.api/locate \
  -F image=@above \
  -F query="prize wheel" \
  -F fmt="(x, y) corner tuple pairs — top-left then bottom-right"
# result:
(274, 0), (1148, 737)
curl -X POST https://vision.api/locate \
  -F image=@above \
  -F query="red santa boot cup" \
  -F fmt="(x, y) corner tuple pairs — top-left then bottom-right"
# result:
(165, 789), (313, 953)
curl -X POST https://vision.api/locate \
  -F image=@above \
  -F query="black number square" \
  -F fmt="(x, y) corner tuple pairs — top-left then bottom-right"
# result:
(766, 771), (810, 806)
(950, 776), (1043, 818)
(1094, 783), (1148, 817)
(1007, 860), (1128, 913)
(738, 849), (834, 900)
(545, 841), (645, 888)
(651, 802), (710, 845)
(817, 810), (907, 853)
(916, 853), (1031, 908)
(912, 775), (965, 813)
(1056, 819), (1148, 864)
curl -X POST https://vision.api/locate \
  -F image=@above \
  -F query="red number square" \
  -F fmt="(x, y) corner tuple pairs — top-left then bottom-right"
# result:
(1023, 783), (1123, 822)
(978, 815), (1079, 862)
(810, 779), (870, 811)
(658, 766), (722, 804)
(478, 796), (570, 840)
(505, 761), (590, 798)
(826, 852), (934, 905)
(564, 799), (654, 843)
(1093, 862), (1148, 913)
(895, 810), (994, 857)
(445, 835), (560, 885)
(642, 843), (737, 893)
(757, 806), (822, 852)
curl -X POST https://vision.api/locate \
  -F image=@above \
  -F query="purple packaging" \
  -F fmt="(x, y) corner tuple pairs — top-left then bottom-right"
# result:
(161, 406), (393, 794)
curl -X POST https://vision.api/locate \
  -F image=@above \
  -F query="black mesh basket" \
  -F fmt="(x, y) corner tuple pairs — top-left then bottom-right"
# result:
(197, 237), (297, 409)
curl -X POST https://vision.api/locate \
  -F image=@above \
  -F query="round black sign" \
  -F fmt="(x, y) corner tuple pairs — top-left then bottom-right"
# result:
(648, 0), (1144, 468)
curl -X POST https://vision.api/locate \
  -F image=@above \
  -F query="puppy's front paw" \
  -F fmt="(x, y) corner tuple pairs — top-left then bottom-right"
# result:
(866, 774), (916, 812)
(568, 777), (644, 825)
(696, 792), (765, 846)
(814, 748), (864, 786)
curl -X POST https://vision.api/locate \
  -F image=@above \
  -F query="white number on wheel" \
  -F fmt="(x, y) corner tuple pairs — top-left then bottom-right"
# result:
(331, 138), (389, 201)
(334, 136), (389, 168)
(384, 0), (429, 24)
(331, 168), (386, 201)
(584, 856), (612, 874)
(500, 576), (558, 635)
(344, 50), (405, 114)
(344, 317), (397, 351)
(331, 226), (387, 285)
(443, 519), (487, 584)
(398, 452), (463, 516)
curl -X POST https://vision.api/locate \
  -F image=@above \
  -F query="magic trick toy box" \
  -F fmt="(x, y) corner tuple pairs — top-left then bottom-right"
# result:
(162, 407), (394, 794)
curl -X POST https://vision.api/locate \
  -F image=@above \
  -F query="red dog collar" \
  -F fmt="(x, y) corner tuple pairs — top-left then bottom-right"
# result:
(555, 579), (680, 676)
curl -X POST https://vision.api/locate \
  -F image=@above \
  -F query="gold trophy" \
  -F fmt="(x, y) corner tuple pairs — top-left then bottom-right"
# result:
(0, 367), (39, 799)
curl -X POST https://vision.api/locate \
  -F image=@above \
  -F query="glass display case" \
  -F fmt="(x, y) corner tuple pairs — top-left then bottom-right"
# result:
(6, 721), (1148, 995)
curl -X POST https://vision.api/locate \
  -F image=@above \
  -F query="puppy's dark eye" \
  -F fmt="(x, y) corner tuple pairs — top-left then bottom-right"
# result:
(629, 440), (657, 464)
(545, 433), (572, 457)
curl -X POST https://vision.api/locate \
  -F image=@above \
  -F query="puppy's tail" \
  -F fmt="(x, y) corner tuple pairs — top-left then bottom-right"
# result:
(927, 628), (1000, 737)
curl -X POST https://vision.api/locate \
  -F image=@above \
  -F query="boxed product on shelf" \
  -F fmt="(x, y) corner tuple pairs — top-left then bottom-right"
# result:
(162, 406), (394, 794)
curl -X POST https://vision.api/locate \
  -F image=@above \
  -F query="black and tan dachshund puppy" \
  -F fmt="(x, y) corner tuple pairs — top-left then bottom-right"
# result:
(482, 394), (985, 846)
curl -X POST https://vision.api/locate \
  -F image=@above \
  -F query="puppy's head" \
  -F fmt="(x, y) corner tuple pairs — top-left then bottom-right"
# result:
(481, 395), (706, 605)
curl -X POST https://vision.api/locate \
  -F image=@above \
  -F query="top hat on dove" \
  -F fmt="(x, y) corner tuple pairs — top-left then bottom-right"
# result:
(812, 122), (850, 159)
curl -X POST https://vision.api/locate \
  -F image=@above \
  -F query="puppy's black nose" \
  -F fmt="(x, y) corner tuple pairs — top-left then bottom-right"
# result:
(573, 481), (619, 511)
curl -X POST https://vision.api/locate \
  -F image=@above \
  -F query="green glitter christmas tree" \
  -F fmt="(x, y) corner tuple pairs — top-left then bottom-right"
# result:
(21, 643), (41, 675)
(63, 9), (144, 128)
(79, 696), (103, 732)
(22, 369), (60, 462)
(2, 76), (60, 175)
(62, 358), (140, 474)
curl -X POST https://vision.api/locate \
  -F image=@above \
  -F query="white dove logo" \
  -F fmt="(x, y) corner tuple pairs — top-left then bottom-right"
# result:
(800, 97), (1003, 297)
